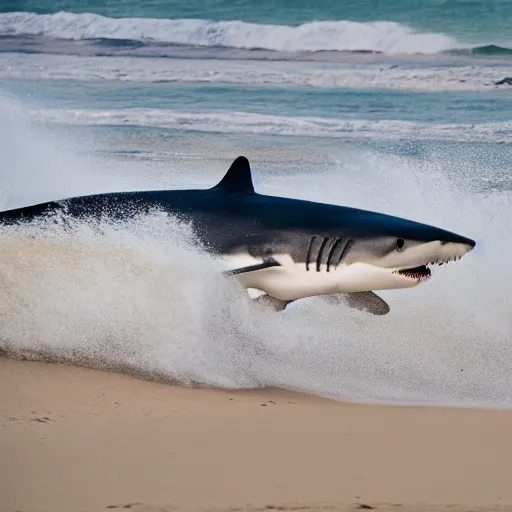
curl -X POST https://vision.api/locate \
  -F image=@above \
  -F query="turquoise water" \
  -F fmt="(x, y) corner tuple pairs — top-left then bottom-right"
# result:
(0, 1), (511, 406)
(4, 78), (512, 124)
(4, 0), (512, 44)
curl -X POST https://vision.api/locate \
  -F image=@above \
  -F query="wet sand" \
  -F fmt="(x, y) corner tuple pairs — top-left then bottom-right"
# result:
(1, 357), (512, 512)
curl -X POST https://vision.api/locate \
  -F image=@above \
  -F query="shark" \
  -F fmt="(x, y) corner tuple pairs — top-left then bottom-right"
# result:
(0, 156), (475, 314)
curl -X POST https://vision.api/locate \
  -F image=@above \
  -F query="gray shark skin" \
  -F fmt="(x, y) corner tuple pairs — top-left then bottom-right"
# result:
(0, 156), (475, 313)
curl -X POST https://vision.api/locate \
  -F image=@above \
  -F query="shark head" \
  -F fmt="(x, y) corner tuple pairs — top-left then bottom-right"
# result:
(331, 211), (476, 292)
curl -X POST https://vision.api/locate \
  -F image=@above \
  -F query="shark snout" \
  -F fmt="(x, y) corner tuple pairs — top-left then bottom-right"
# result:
(441, 236), (475, 250)
(416, 240), (474, 267)
(379, 238), (475, 273)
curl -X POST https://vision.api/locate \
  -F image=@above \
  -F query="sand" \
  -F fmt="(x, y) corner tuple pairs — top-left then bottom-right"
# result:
(1, 358), (512, 512)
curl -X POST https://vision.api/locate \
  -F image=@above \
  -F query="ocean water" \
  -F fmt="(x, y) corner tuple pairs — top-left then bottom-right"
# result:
(0, 1), (511, 407)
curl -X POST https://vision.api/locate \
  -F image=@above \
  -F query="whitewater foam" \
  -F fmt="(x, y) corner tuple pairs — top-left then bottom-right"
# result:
(0, 11), (459, 54)
(29, 107), (512, 143)
(0, 213), (266, 388)
(1, 52), (509, 93)
(0, 95), (511, 408)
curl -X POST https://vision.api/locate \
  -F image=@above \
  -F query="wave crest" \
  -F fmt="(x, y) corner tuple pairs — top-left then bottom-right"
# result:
(0, 11), (458, 54)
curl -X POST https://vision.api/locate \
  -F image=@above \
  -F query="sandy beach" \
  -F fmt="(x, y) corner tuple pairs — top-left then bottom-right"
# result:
(1, 357), (512, 512)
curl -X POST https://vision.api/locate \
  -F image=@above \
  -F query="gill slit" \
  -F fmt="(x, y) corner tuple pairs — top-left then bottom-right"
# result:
(326, 238), (341, 272)
(306, 236), (317, 271)
(316, 237), (330, 272)
(336, 239), (353, 267)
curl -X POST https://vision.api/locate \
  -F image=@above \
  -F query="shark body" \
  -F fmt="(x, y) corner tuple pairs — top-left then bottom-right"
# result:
(0, 157), (475, 313)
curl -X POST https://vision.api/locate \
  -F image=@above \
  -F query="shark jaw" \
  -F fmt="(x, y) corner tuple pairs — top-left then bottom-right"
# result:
(393, 257), (463, 283)
(390, 240), (474, 285)
(392, 254), (466, 284)
(351, 240), (475, 291)
(394, 265), (432, 281)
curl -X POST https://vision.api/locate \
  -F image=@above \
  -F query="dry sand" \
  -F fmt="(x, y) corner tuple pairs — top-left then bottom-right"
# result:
(1, 357), (512, 512)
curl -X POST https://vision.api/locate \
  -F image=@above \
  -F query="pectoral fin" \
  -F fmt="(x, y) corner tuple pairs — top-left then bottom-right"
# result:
(222, 257), (281, 277)
(322, 291), (390, 315)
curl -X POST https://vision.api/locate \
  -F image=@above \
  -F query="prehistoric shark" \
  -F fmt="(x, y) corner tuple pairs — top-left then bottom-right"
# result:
(0, 156), (475, 314)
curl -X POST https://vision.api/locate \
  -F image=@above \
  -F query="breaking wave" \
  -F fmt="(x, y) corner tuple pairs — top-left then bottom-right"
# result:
(0, 11), (459, 54)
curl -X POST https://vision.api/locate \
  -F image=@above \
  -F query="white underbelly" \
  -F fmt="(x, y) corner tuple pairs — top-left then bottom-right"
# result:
(221, 253), (420, 301)
(221, 253), (332, 300)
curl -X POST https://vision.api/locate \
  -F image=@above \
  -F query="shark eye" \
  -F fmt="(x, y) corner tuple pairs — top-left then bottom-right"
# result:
(396, 238), (405, 252)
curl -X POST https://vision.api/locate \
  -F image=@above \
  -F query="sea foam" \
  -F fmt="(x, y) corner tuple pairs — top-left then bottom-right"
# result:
(1, 52), (509, 94)
(29, 108), (512, 144)
(0, 11), (457, 54)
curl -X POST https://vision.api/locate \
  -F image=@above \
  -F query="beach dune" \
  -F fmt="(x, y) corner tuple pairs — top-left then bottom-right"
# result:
(1, 357), (512, 512)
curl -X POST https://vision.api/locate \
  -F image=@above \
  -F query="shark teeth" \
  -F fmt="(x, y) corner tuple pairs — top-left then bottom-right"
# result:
(396, 254), (464, 280)
(393, 265), (432, 280)
(428, 256), (461, 266)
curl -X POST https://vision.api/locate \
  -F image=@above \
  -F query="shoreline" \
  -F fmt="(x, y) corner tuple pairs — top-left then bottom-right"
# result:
(2, 357), (512, 512)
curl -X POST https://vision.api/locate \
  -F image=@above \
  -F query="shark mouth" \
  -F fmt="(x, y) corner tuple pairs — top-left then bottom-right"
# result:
(395, 265), (432, 280)
(393, 256), (464, 281)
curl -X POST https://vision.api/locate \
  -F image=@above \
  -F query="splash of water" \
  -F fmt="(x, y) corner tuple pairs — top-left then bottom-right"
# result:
(0, 94), (510, 407)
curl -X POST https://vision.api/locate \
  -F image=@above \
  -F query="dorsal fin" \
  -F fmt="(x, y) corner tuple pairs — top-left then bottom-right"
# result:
(213, 156), (254, 194)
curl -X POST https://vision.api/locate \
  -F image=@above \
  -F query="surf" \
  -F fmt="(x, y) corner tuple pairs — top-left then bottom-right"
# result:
(0, 11), (458, 54)
(0, 94), (511, 408)
(26, 107), (512, 144)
